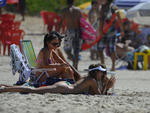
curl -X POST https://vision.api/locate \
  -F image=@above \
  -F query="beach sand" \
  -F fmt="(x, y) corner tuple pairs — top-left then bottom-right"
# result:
(0, 15), (150, 113)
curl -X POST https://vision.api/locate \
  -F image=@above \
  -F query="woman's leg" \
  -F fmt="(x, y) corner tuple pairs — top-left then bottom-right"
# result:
(35, 66), (74, 83)
(0, 82), (72, 94)
(0, 86), (33, 93)
(48, 66), (74, 80)
(0, 84), (13, 87)
(0, 79), (100, 95)
(59, 67), (74, 80)
(98, 50), (105, 64)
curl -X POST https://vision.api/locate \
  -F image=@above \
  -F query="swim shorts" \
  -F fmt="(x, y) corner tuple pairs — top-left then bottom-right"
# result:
(64, 29), (82, 56)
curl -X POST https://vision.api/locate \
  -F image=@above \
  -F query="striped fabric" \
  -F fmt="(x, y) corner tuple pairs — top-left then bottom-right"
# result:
(21, 40), (37, 68)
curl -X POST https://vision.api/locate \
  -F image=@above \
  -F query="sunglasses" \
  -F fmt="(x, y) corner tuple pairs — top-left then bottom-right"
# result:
(51, 42), (60, 47)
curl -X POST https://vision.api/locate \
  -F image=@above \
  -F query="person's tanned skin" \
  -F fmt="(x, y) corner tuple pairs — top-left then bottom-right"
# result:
(59, 0), (82, 70)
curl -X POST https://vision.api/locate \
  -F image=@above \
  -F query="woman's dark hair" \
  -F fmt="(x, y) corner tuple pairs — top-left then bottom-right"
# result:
(44, 31), (65, 48)
(88, 64), (107, 79)
(53, 31), (65, 41)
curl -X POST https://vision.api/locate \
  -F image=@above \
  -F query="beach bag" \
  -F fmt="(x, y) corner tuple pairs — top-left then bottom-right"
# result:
(80, 18), (96, 41)
(10, 44), (31, 84)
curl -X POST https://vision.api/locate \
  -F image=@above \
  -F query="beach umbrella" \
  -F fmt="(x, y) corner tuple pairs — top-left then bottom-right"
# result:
(78, 2), (91, 13)
(126, 1), (150, 25)
(114, 0), (150, 9)
(0, 0), (6, 7)
(78, 2), (91, 10)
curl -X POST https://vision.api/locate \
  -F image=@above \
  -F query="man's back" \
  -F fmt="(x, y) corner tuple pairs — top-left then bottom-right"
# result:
(62, 6), (81, 29)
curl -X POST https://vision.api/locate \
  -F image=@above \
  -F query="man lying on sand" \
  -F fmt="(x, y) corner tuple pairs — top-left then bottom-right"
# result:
(0, 64), (116, 95)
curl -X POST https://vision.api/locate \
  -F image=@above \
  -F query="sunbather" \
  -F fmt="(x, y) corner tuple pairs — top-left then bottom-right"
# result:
(0, 64), (116, 95)
(54, 32), (81, 81)
(36, 31), (75, 83)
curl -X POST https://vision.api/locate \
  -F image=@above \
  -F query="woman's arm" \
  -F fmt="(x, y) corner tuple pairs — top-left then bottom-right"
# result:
(52, 50), (66, 64)
(36, 49), (48, 68)
(36, 49), (67, 68)
(56, 48), (66, 62)
(55, 48), (82, 81)
(102, 76), (116, 94)
(73, 78), (101, 95)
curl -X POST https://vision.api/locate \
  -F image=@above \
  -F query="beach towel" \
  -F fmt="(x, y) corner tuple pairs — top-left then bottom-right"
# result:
(10, 44), (31, 83)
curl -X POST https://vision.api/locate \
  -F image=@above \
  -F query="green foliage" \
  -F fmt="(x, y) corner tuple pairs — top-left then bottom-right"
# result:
(75, 0), (91, 5)
(26, 0), (91, 15)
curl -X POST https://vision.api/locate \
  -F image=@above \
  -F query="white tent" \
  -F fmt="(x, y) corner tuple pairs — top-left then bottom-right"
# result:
(126, 1), (150, 25)
(114, 0), (150, 9)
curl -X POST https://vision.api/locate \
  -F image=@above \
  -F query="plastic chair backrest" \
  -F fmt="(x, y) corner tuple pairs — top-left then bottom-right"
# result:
(5, 29), (24, 45)
(40, 11), (61, 25)
(40, 11), (49, 25)
(1, 21), (21, 30)
(47, 12), (61, 25)
(0, 14), (15, 22)
(11, 21), (21, 30)
(20, 40), (37, 68)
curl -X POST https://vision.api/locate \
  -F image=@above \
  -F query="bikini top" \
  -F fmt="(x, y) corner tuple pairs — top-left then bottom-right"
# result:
(48, 58), (53, 64)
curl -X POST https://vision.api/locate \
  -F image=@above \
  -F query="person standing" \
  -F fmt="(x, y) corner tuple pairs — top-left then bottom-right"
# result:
(96, 0), (117, 71)
(59, 0), (82, 70)
(88, 0), (100, 60)
(18, 0), (26, 21)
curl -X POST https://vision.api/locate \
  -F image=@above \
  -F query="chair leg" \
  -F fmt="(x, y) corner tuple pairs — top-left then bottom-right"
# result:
(143, 54), (148, 70)
(0, 42), (1, 55)
(3, 44), (6, 56)
(133, 53), (138, 70)
(8, 44), (11, 56)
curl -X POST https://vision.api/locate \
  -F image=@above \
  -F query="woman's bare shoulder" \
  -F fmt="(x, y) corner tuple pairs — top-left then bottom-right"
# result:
(39, 48), (48, 55)
(75, 76), (96, 85)
(37, 48), (48, 59)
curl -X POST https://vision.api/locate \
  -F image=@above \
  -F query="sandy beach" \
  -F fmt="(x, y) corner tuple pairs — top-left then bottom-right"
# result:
(0, 15), (150, 113)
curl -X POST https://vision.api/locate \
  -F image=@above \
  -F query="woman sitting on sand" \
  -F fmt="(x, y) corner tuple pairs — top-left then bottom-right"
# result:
(35, 31), (76, 83)
(0, 64), (116, 95)
(53, 31), (81, 81)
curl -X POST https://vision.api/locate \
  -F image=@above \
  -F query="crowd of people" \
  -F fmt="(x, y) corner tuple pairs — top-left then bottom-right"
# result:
(57, 0), (150, 71)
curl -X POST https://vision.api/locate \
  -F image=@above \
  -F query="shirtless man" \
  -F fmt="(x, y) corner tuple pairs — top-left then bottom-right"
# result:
(59, 0), (82, 70)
